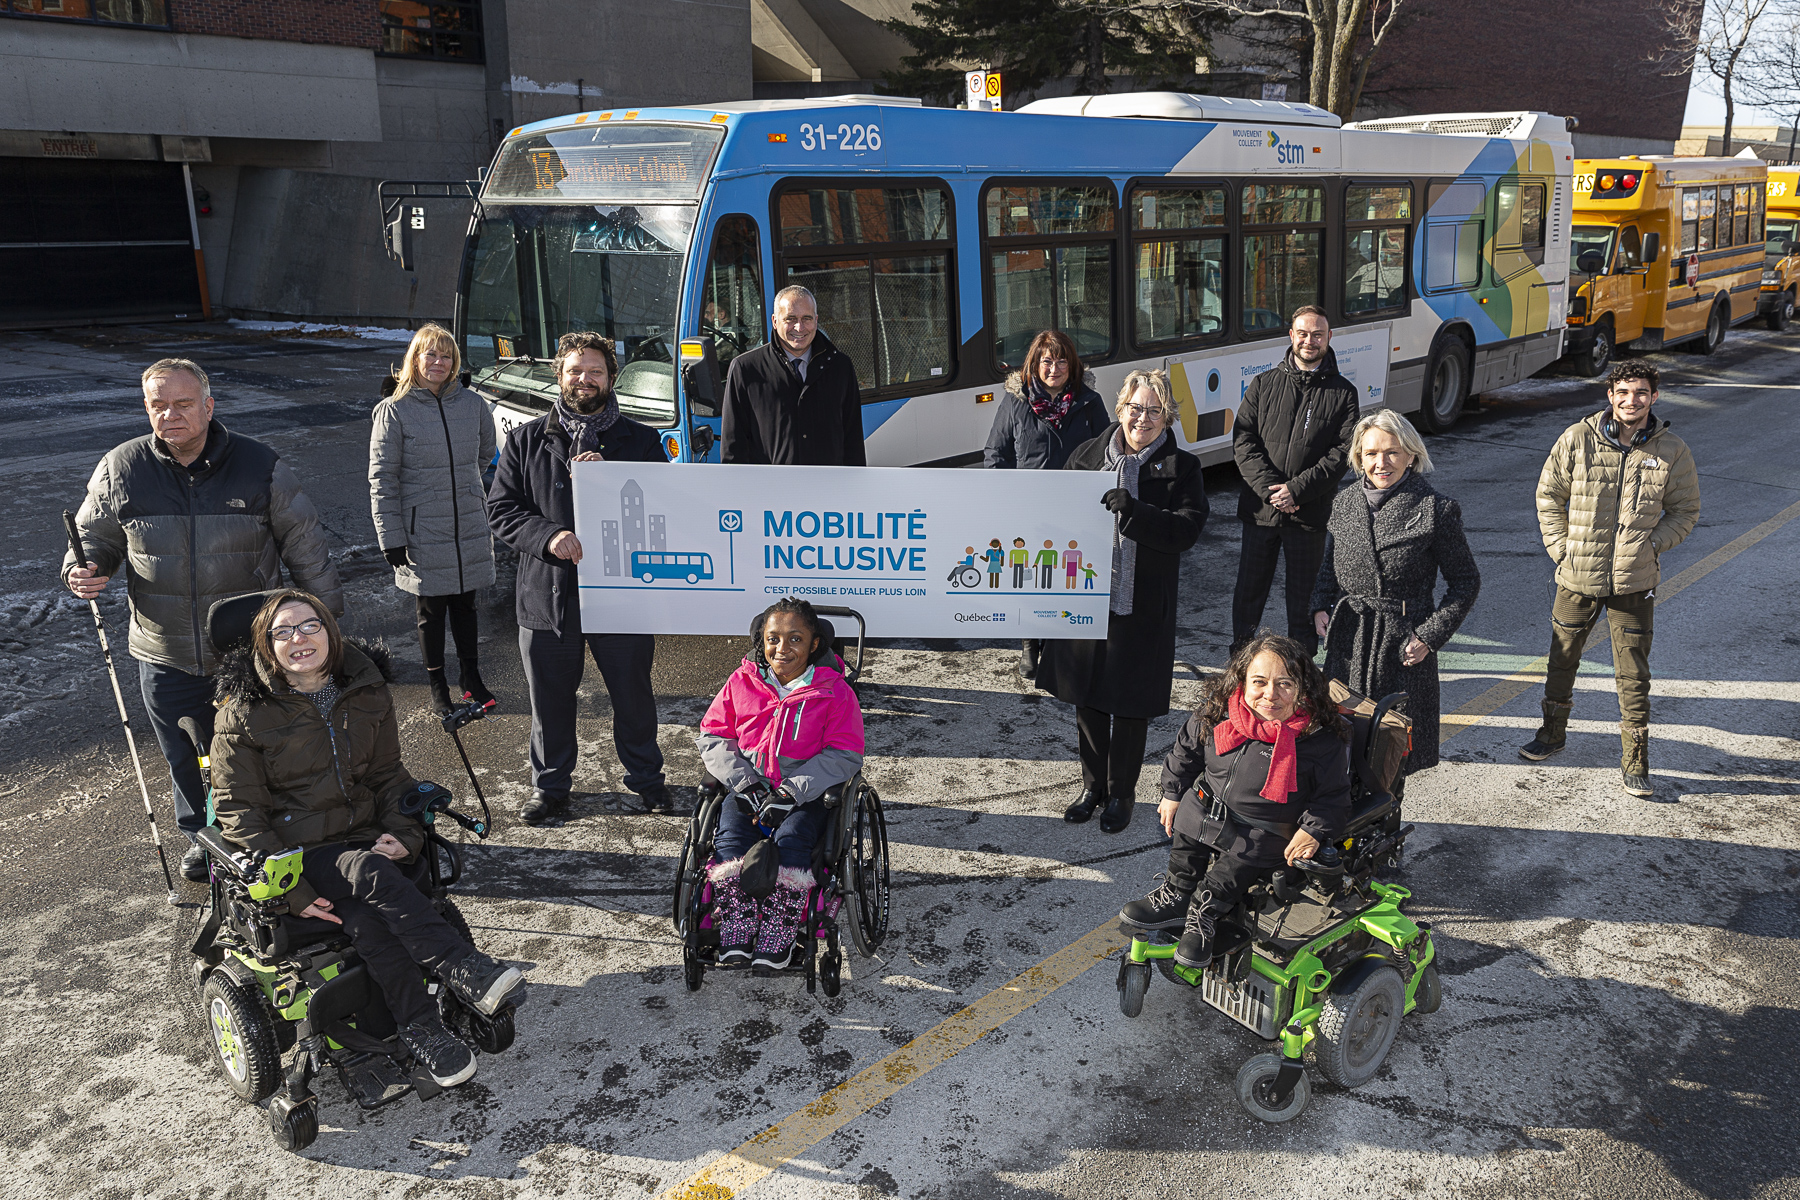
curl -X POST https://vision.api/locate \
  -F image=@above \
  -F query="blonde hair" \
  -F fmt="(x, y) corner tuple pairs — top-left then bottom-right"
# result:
(1349, 408), (1432, 477)
(142, 357), (210, 397)
(1115, 369), (1173, 419)
(392, 323), (460, 397)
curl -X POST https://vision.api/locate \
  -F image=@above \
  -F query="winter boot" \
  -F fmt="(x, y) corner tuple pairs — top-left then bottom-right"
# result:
(1518, 698), (1573, 761)
(442, 949), (526, 1016)
(400, 1016), (476, 1087)
(708, 862), (761, 969)
(1620, 723), (1654, 797)
(426, 667), (457, 717)
(751, 867), (813, 974)
(459, 661), (498, 711)
(1119, 875), (1192, 930)
(1172, 890), (1220, 970)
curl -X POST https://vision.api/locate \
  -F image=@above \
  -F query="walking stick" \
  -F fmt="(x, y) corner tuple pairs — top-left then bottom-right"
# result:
(63, 510), (179, 902)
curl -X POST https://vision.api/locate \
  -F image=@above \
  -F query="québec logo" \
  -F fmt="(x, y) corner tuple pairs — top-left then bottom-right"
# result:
(1268, 131), (1306, 165)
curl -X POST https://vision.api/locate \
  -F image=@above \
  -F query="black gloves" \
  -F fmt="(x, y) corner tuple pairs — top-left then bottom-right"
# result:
(384, 545), (411, 568)
(1101, 487), (1134, 516)
(742, 782), (797, 824)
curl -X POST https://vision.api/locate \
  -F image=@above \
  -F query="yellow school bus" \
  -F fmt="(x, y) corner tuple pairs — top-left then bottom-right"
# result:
(1761, 167), (1799, 330)
(1561, 156), (1768, 375)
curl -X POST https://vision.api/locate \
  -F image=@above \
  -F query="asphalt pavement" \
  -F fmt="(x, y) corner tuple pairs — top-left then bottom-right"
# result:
(0, 320), (1794, 1200)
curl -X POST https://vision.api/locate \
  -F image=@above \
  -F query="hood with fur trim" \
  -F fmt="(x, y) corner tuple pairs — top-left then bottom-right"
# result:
(213, 637), (394, 712)
(1005, 367), (1099, 401)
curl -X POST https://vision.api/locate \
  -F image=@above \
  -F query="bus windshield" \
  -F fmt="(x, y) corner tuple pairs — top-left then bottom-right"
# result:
(1570, 225), (1615, 276)
(464, 203), (696, 427)
(1769, 218), (1797, 260)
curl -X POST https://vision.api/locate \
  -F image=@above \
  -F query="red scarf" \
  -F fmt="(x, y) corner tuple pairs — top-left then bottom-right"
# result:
(1213, 689), (1311, 803)
(1025, 378), (1076, 430)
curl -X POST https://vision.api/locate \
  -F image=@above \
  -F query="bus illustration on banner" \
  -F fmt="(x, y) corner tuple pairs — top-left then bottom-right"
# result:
(632, 551), (715, 585)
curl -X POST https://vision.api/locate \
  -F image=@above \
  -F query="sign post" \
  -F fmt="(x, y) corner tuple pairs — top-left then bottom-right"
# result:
(573, 463), (1116, 637)
(965, 70), (1002, 112)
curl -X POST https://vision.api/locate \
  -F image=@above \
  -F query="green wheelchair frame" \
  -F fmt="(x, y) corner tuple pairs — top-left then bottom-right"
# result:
(1115, 690), (1442, 1122)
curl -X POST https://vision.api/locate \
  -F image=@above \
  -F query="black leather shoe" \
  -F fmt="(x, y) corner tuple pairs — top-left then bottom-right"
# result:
(636, 784), (674, 813)
(180, 841), (209, 882)
(1098, 792), (1134, 834)
(1063, 788), (1105, 824)
(520, 789), (570, 826)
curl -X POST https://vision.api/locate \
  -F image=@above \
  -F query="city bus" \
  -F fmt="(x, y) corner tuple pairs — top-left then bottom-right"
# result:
(631, 550), (715, 584)
(1559, 155), (1768, 376)
(1761, 167), (1798, 330)
(457, 93), (1573, 464)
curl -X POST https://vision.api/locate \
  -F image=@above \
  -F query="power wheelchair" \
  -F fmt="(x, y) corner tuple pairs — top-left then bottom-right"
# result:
(669, 606), (892, 998)
(184, 595), (517, 1153)
(1115, 683), (1440, 1123)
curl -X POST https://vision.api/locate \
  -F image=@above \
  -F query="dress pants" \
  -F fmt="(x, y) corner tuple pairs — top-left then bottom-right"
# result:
(519, 613), (664, 795)
(137, 660), (217, 838)
(1075, 706), (1149, 800)
(1231, 521), (1327, 655)
(303, 843), (472, 1028)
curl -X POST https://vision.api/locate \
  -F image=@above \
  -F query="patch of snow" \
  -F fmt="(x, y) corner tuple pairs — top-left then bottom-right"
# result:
(226, 320), (416, 343)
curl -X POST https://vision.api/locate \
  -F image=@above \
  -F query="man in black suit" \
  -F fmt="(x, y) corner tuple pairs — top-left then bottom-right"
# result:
(487, 331), (671, 823)
(721, 285), (866, 465)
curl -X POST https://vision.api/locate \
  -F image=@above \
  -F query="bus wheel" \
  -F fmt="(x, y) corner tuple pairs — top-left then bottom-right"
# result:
(1692, 301), (1727, 355)
(1417, 337), (1470, 433)
(1767, 290), (1794, 332)
(1574, 324), (1613, 377)
(686, 573), (699, 585)
(641, 572), (655, 583)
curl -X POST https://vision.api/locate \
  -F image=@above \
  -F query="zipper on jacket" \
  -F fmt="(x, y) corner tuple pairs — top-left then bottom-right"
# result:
(434, 393), (467, 593)
(187, 469), (204, 674)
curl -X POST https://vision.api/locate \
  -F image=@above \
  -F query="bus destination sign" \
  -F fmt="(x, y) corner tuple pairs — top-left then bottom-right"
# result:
(485, 125), (724, 203)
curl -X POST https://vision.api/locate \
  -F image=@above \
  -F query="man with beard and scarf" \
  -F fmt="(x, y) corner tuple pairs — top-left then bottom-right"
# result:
(487, 331), (673, 823)
(1229, 306), (1358, 657)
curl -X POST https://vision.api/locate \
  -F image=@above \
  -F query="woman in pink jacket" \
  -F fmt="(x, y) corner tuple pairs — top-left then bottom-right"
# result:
(697, 598), (865, 973)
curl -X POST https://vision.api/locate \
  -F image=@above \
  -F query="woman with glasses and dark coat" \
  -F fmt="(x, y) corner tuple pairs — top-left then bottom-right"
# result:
(1034, 369), (1209, 834)
(984, 329), (1111, 678)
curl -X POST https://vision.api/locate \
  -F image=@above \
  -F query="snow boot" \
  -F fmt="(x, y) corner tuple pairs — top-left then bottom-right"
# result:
(1519, 698), (1572, 761)
(708, 861), (760, 968)
(1621, 723), (1654, 797)
(751, 867), (813, 974)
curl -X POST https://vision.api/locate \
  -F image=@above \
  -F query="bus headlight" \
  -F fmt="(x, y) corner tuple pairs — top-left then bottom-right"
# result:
(1764, 269), (1781, 285)
(1568, 294), (1588, 320)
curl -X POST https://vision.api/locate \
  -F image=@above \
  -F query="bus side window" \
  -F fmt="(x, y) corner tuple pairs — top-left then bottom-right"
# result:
(1343, 183), (1411, 316)
(983, 180), (1116, 366)
(1241, 182), (1325, 331)
(1734, 185), (1752, 246)
(1129, 185), (1227, 345)
(701, 214), (767, 371)
(1618, 226), (1642, 270)
(1681, 189), (1699, 255)
(1699, 187), (1717, 251)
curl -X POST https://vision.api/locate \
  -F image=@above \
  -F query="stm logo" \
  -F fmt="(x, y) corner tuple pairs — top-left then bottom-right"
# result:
(1268, 131), (1306, 165)
(1064, 611), (1094, 626)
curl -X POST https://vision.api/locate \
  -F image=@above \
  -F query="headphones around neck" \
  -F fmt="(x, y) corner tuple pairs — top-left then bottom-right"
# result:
(1602, 414), (1655, 447)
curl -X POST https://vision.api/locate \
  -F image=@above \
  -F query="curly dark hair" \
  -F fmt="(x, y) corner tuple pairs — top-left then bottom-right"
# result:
(555, 330), (619, 381)
(1198, 633), (1347, 743)
(1605, 361), (1658, 393)
(749, 597), (829, 668)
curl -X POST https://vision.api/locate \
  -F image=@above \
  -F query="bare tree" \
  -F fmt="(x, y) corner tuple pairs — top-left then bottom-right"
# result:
(1063, 0), (1407, 119)
(1739, 3), (1800, 161)
(1654, 0), (1778, 155)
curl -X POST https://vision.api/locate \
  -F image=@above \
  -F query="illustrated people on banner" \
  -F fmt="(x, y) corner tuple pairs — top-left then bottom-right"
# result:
(1082, 562), (1097, 589)
(1036, 539), (1058, 589)
(1064, 540), (1081, 589)
(984, 539), (1005, 588)
(1010, 537), (1029, 588)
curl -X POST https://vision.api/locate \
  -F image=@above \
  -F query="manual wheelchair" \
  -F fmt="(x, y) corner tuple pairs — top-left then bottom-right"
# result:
(183, 598), (517, 1152)
(1115, 683), (1440, 1123)
(669, 606), (891, 997)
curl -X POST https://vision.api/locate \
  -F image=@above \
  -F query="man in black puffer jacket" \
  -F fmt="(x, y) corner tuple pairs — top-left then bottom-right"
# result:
(63, 358), (342, 880)
(1231, 306), (1358, 656)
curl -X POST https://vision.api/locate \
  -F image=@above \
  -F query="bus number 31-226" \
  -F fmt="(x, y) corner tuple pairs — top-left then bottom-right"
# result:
(797, 122), (882, 152)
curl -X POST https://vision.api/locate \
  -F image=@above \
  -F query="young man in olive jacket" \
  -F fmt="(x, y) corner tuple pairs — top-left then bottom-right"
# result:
(1521, 362), (1700, 797)
(720, 285), (866, 466)
(486, 332), (672, 823)
(1230, 307), (1359, 656)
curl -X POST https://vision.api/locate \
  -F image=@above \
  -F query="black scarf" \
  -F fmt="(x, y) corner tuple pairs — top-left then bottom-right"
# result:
(554, 391), (621, 454)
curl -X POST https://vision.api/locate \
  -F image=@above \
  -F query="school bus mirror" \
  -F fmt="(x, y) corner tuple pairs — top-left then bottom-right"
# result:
(1577, 250), (1606, 276)
(680, 336), (722, 418)
(1640, 232), (1660, 266)
(1785, 241), (1798, 257)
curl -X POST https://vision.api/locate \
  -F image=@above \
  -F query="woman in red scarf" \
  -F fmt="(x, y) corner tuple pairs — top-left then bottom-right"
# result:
(1118, 634), (1351, 968)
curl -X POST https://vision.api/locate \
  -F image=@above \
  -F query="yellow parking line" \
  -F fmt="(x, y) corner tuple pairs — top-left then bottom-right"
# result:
(658, 495), (1800, 1198)
(657, 922), (1128, 1199)
(1440, 496), (1800, 744)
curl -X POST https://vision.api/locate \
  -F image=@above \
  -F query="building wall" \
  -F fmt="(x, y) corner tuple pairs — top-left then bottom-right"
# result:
(172, 0), (379, 48)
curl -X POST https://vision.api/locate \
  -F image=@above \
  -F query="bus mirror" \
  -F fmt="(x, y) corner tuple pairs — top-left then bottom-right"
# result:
(1576, 250), (1605, 276)
(384, 204), (422, 271)
(681, 337), (722, 418)
(1786, 241), (1798, 256)
(1640, 232), (1659, 265)
(690, 424), (717, 460)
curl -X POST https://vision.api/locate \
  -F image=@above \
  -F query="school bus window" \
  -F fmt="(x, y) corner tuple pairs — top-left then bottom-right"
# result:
(1752, 183), (1764, 243)
(1699, 187), (1716, 251)
(1496, 182), (1546, 250)
(1131, 186), (1226, 346)
(1770, 217), (1798, 258)
(1571, 226), (1614, 276)
(1734, 185), (1752, 246)
(1681, 189), (1699, 254)
(1617, 226), (1642, 270)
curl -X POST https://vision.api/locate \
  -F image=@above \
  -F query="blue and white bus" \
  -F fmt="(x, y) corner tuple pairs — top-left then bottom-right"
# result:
(631, 550), (714, 584)
(459, 93), (1572, 464)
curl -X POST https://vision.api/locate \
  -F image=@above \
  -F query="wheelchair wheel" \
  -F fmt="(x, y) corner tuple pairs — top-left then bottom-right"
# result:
(438, 897), (474, 944)
(1313, 966), (1405, 1089)
(1235, 1054), (1311, 1123)
(820, 928), (843, 998)
(1413, 961), (1442, 1015)
(683, 943), (704, 992)
(845, 783), (891, 957)
(1117, 961), (1151, 1018)
(202, 971), (281, 1103)
(673, 796), (720, 937)
(271, 1100), (319, 1153)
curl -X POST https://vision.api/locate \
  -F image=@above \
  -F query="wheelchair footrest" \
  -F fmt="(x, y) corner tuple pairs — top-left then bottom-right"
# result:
(337, 1053), (415, 1110)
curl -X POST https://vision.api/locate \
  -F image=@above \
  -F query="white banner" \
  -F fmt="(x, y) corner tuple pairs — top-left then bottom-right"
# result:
(573, 463), (1117, 637)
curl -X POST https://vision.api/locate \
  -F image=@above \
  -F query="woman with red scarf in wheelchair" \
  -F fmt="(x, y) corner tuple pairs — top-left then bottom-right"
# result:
(695, 598), (865, 973)
(1119, 633), (1351, 969)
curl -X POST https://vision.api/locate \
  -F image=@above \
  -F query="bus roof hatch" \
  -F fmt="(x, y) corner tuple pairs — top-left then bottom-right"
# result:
(1017, 92), (1341, 128)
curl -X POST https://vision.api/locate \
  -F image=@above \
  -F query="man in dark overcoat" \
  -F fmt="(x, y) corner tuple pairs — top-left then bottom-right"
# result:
(720, 285), (866, 466)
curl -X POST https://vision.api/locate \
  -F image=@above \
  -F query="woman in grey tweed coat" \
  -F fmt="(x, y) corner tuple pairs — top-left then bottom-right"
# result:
(1310, 409), (1480, 774)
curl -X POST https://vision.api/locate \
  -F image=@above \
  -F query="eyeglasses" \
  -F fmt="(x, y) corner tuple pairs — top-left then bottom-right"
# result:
(1124, 404), (1167, 421)
(1038, 355), (1069, 367)
(271, 619), (323, 642)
